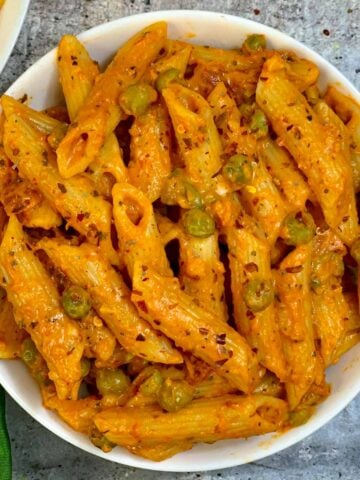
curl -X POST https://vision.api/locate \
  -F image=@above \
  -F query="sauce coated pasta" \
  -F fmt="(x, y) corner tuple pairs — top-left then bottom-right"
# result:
(0, 23), (359, 460)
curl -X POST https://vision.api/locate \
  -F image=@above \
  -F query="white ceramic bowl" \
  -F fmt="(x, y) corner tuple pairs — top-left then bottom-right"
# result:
(1, 10), (360, 473)
(0, 0), (30, 74)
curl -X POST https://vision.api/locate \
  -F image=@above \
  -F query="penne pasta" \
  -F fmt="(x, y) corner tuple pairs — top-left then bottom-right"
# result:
(57, 22), (167, 178)
(226, 226), (287, 380)
(131, 263), (260, 393)
(257, 137), (312, 211)
(112, 182), (172, 277)
(37, 238), (182, 365)
(274, 243), (317, 409)
(256, 55), (358, 245)
(0, 216), (84, 399)
(94, 395), (288, 454)
(162, 83), (222, 183)
(311, 230), (347, 367)
(240, 157), (289, 246)
(127, 103), (172, 202)
(178, 229), (228, 322)
(3, 113), (118, 265)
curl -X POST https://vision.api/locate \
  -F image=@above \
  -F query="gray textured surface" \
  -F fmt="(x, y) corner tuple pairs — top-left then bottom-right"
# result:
(2, 0), (360, 478)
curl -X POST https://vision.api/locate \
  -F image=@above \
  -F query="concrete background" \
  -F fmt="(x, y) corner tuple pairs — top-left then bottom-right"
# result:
(2, 0), (360, 478)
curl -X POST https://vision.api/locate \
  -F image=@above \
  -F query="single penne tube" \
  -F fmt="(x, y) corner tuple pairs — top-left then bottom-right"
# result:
(256, 56), (358, 244)
(38, 238), (182, 365)
(239, 158), (289, 246)
(162, 83), (222, 182)
(127, 103), (172, 202)
(94, 394), (288, 448)
(311, 230), (347, 367)
(314, 101), (358, 242)
(57, 34), (100, 122)
(57, 22), (167, 178)
(112, 182), (172, 277)
(274, 243), (317, 409)
(0, 216), (84, 400)
(1, 94), (63, 135)
(131, 263), (260, 393)
(257, 137), (312, 210)
(0, 298), (27, 359)
(226, 227), (287, 380)
(3, 114), (118, 265)
(57, 34), (128, 195)
(179, 229), (228, 322)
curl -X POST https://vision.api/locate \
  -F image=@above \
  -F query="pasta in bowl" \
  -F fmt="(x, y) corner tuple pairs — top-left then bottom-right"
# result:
(1, 10), (360, 472)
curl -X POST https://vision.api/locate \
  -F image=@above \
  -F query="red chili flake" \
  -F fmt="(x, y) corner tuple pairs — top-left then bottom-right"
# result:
(154, 319), (161, 326)
(77, 213), (85, 222)
(216, 333), (227, 345)
(228, 350), (234, 358)
(253, 8), (260, 15)
(168, 304), (178, 310)
(141, 265), (148, 273)
(12, 148), (20, 156)
(185, 330), (191, 336)
(72, 60), (78, 66)
(199, 327), (209, 335)
(92, 190), (99, 197)
(246, 310), (255, 320)
(285, 265), (303, 273)
(216, 358), (228, 366)
(323, 29), (330, 36)
(57, 183), (67, 193)
(136, 333), (146, 342)
(81, 132), (89, 141)
(244, 262), (259, 273)
(137, 300), (148, 313)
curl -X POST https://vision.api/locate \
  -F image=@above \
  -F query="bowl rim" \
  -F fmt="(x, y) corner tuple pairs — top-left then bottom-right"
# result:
(2, 9), (360, 473)
(0, 0), (30, 74)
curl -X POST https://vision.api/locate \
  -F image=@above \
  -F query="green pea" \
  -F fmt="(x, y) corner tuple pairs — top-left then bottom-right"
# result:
(282, 212), (315, 246)
(183, 208), (215, 238)
(156, 68), (180, 91)
(62, 285), (91, 319)
(96, 368), (131, 396)
(157, 379), (194, 412)
(249, 109), (268, 137)
(140, 370), (164, 396)
(244, 278), (274, 312)
(288, 406), (314, 427)
(222, 154), (253, 185)
(81, 358), (91, 378)
(119, 83), (157, 116)
(21, 338), (37, 365)
(243, 34), (266, 52)
(351, 238), (360, 264)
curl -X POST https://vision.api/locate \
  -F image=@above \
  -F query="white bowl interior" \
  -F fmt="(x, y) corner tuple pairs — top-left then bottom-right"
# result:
(1, 10), (360, 472)
(0, 0), (30, 74)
